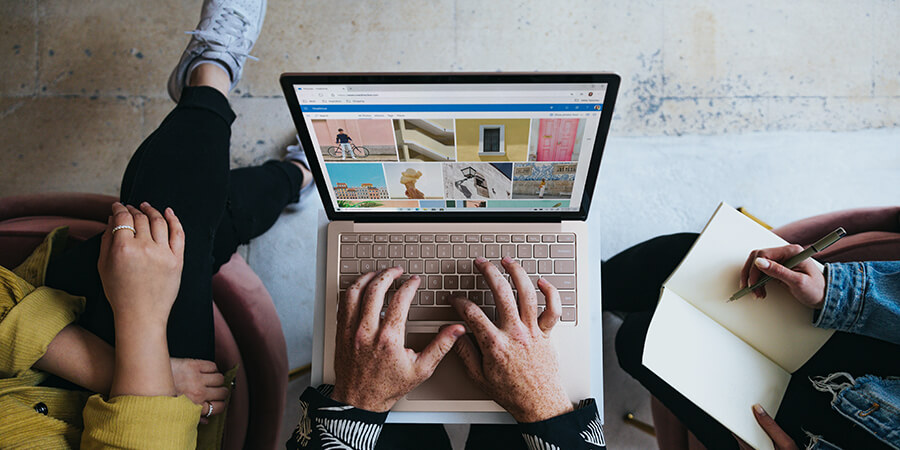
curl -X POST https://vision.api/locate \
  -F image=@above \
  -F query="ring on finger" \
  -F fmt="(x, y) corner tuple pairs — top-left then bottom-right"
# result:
(205, 401), (214, 418)
(112, 225), (137, 235)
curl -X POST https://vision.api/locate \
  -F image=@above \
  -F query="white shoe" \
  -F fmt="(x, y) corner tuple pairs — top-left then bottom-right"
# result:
(167, 0), (267, 102)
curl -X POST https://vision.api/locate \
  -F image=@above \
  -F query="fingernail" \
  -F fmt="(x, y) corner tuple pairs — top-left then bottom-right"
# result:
(452, 327), (464, 338)
(754, 257), (770, 269)
(537, 277), (546, 285)
(410, 275), (419, 280)
(475, 256), (487, 263)
(502, 256), (513, 263)
(752, 404), (766, 416)
(165, 207), (173, 215)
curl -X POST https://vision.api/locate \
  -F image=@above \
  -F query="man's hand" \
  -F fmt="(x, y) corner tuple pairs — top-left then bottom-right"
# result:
(98, 202), (185, 325)
(740, 244), (826, 309)
(451, 256), (573, 423)
(331, 267), (464, 412)
(171, 358), (228, 421)
(735, 404), (799, 450)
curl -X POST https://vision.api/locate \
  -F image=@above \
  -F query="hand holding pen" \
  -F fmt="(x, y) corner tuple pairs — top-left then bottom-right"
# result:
(733, 228), (846, 308)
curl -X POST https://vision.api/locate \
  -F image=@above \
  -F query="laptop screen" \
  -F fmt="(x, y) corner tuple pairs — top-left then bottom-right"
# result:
(282, 74), (618, 220)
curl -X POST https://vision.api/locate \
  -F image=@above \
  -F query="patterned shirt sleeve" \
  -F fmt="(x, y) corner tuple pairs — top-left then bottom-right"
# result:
(517, 398), (606, 450)
(287, 384), (388, 450)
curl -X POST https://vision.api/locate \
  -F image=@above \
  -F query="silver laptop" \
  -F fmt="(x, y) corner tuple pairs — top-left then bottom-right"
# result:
(281, 73), (620, 422)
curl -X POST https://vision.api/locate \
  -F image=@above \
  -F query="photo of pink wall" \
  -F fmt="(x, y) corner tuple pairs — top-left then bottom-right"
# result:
(527, 118), (585, 162)
(312, 119), (399, 161)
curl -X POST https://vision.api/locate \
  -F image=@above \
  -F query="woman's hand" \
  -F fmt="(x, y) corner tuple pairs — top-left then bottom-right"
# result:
(97, 202), (185, 325)
(740, 244), (826, 309)
(331, 268), (463, 412)
(451, 257), (573, 423)
(171, 358), (229, 422)
(735, 404), (799, 450)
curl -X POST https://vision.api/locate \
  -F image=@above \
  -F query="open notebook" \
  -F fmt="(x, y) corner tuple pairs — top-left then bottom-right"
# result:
(642, 203), (834, 450)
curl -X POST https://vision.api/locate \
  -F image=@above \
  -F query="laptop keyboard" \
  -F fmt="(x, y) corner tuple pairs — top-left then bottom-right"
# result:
(337, 233), (577, 323)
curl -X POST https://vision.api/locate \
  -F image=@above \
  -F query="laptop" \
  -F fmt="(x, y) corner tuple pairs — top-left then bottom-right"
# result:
(280, 73), (620, 422)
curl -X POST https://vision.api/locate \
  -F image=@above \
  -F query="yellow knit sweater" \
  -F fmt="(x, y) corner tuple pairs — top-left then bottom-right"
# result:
(0, 228), (203, 449)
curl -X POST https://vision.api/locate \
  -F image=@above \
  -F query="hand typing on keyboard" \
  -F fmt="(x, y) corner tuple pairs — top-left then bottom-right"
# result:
(451, 256), (574, 423)
(331, 267), (465, 412)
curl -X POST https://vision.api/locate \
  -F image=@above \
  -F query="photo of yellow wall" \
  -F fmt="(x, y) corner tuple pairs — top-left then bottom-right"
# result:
(455, 119), (530, 162)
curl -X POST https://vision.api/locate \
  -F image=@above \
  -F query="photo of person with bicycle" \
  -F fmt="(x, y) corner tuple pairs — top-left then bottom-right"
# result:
(311, 119), (400, 162)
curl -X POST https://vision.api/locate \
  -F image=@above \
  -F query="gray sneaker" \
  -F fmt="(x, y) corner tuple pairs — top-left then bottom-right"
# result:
(167, 0), (267, 102)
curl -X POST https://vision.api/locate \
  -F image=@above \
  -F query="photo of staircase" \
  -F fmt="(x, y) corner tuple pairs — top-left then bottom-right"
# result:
(393, 119), (456, 162)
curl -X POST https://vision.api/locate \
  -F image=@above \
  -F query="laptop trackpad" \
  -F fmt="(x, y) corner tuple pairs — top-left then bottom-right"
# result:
(405, 333), (490, 400)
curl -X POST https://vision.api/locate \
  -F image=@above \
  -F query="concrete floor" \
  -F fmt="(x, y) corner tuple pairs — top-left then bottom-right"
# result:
(2, 1), (898, 449)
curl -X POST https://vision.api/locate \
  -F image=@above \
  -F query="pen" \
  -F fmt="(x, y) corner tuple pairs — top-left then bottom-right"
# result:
(728, 227), (847, 302)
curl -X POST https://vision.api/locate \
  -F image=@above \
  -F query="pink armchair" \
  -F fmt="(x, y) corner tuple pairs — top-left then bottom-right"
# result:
(0, 192), (289, 450)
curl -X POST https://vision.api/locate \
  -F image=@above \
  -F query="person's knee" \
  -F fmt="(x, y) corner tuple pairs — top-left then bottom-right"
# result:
(614, 313), (652, 377)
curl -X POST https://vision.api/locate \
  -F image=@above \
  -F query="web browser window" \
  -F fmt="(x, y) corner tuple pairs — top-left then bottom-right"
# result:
(293, 83), (608, 213)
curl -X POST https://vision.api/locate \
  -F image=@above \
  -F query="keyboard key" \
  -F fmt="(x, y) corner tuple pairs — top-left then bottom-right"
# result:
(377, 260), (391, 271)
(340, 260), (359, 273)
(341, 234), (357, 242)
(475, 275), (488, 290)
(437, 244), (452, 258)
(469, 243), (484, 258)
(511, 234), (526, 243)
(451, 234), (465, 243)
(543, 275), (576, 290)
(558, 234), (575, 243)
(550, 244), (575, 258)
(453, 244), (467, 258)
(522, 260), (537, 274)
(538, 260), (553, 274)
(408, 307), (461, 321)
(457, 259), (473, 273)
(469, 291), (484, 305)
(390, 235), (403, 243)
(526, 234), (541, 243)
(339, 275), (356, 289)
(360, 260), (375, 273)
(484, 291), (494, 304)
(533, 244), (549, 258)
(460, 275), (475, 289)
(340, 244), (355, 258)
(481, 306), (495, 321)
(425, 260), (440, 273)
(489, 259), (505, 273)
(392, 260), (408, 272)
(561, 307), (576, 322)
(536, 291), (545, 305)
(405, 235), (419, 243)
(555, 260), (575, 274)
(419, 291), (435, 305)
(481, 235), (495, 243)
(375, 234), (389, 243)
(441, 260), (455, 274)
(420, 234), (435, 243)
(388, 244), (402, 258)
(444, 275), (459, 290)
(427, 276), (442, 290)
(421, 244), (435, 258)
(359, 234), (374, 243)
(517, 244), (532, 258)
(542, 234), (555, 243)
(435, 234), (450, 243)
(485, 244), (500, 258)
(465, 235), (479, 243)
(372, 244), (387, 258)
(495, 234), (510, 243)
(501, 244), (516, 258)
(436, 291), (451, 305)
(561, 291), (576, 305)
(409, 260), (424, 274)
(405, 244), (419, 258)
(357, 244), (372, 258)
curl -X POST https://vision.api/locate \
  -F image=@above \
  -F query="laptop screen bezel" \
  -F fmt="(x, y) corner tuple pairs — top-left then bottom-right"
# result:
(280, 72), (620, 223)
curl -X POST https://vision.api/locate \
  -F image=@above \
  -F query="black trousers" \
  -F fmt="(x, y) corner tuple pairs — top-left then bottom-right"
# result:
(44, 86), (303, 367)
(603, 233), (897, 449)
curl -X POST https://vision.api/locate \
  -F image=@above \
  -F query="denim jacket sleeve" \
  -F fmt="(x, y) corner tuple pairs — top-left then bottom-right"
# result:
(814, 261), (900, 346)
